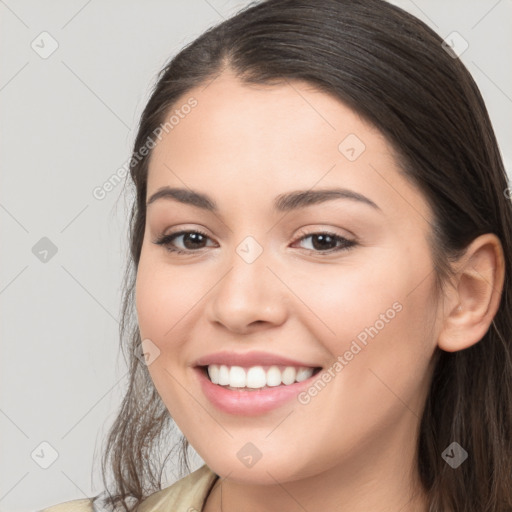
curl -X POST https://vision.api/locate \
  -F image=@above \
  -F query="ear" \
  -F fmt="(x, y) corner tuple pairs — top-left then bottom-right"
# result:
(437, 233), (505, 352)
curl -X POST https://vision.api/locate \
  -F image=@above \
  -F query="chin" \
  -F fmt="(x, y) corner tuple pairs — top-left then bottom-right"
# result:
(200, 449), (318, 485)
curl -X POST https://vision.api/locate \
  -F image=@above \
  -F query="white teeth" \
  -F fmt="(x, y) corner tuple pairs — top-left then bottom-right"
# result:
(281, 366), (296, 385)
(296, 367), (313, 382)
(218, 365), (230, 385)
(229, 366), (246, 388)
(266, 365), (282, 387)
(208, 364), (220, 384)
(206, 364), (315, 389)
(246, 366), (267, 388)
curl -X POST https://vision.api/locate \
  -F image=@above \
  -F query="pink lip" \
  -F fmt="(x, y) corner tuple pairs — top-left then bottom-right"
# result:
(193, 352), (322, 416)
(193, 350), (319, 368)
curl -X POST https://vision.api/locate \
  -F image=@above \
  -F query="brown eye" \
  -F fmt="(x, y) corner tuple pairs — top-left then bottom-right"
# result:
(178, 232), (208, 250)
(153, 230), (214, 254)
(295, 232), (356, 254)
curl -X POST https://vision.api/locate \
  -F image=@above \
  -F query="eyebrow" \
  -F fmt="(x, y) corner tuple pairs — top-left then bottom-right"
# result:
(146, 186), (381, 212)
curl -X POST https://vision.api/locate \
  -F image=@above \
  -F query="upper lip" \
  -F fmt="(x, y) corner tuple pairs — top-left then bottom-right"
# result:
(193, 351), (321, 368)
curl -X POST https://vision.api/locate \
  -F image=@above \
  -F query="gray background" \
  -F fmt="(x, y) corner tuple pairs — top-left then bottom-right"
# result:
(1, 1), (511, 510)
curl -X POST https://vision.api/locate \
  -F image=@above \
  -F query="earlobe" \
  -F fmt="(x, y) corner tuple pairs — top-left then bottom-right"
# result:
(437, 233), (505, 353)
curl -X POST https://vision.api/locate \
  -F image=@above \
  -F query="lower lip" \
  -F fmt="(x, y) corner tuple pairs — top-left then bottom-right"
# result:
(195, 367), (319, 416)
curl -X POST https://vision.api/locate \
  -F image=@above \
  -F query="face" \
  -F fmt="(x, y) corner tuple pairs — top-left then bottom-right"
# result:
(135, 71), (441, 485)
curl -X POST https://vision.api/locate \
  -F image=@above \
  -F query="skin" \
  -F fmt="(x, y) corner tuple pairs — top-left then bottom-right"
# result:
(135, 70), (505, 511)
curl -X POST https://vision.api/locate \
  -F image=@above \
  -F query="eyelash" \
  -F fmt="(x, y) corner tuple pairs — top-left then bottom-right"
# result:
(152, 229), (357, 256)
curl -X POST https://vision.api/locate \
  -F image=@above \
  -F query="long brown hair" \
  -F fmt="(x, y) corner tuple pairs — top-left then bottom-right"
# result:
(92, 1), (512, 510)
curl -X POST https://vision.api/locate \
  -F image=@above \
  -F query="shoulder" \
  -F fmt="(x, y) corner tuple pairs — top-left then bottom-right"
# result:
(39, 465), (218, 512)
(40, 498), (94, 512)
(137, 463), (219, 512)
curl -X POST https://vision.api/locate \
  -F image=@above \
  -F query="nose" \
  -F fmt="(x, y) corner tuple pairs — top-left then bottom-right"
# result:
(206, 239), (288, 334)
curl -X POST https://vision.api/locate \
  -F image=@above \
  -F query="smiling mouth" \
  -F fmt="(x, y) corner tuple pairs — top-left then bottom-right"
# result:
(198, 364), (322, 391)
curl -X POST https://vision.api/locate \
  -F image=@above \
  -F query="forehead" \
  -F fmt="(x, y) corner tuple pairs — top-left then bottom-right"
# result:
(153, 72), (385, 157)
(146, 72), (432, 224)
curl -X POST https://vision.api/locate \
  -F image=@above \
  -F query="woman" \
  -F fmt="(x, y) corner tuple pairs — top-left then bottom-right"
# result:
(42, 0), (512, 510)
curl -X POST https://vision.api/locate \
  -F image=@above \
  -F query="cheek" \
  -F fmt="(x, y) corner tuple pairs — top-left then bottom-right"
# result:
(299, 242), (435, 345)
(288, 257), (407, 346)
(135, 251), (204, 341)
(134, 253), (199, 416)
(293, 248), (436, 397)
(134, 251), (203, 405)
(287, 256), (436, 461)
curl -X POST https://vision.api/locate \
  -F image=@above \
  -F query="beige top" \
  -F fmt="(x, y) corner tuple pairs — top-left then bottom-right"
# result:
(40, 464), (219, 512)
